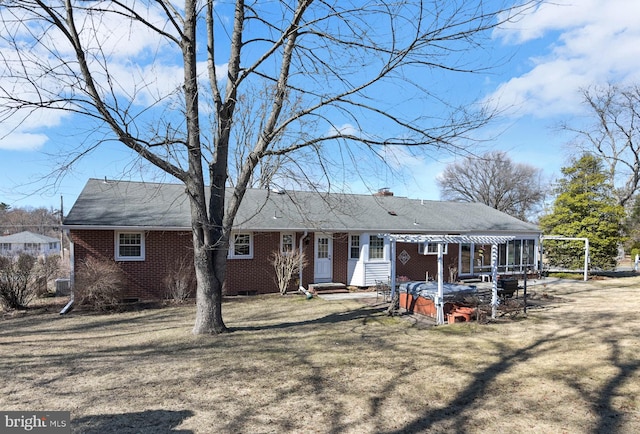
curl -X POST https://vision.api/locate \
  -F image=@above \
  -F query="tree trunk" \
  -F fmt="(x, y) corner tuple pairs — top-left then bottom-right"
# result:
(181, 0), (227, 335)
(184, 177), (228, 335)
(192, 243), (228, 334)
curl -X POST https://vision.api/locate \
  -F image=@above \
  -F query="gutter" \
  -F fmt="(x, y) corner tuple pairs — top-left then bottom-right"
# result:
(62, 225), (190, 231)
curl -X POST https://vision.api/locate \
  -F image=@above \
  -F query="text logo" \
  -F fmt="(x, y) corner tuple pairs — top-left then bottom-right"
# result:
(1, 412), (70, 433)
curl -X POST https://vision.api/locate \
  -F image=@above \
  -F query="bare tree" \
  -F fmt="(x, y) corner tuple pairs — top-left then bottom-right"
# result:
(0, 0), (539, 334)
(270, 248), (308, 295)
(0, 206), (60, 237)
(437, 150), (545, 221)
(562, 83), (640, 208)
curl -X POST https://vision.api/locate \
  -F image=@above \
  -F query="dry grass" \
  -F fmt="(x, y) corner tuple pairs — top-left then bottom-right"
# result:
(1, 277), (640, 433)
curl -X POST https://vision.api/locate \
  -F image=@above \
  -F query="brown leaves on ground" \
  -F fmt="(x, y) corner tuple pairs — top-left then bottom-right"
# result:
(1, 277), (639, 433)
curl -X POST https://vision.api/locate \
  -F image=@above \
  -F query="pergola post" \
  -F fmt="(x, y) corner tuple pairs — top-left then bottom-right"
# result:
(584, 238), (589, 282)
(436, 242), (445, 325)
(491, 243), (499, 319)
(390, 238), (397, 297)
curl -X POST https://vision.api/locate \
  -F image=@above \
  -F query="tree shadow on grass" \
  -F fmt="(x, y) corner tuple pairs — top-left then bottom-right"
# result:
(376, 312), (640, 434)
(592, 338), (640, 434)
(229, 305), (390, 332)
(376, 329), (575, 434)
(73, 409), (193, 434)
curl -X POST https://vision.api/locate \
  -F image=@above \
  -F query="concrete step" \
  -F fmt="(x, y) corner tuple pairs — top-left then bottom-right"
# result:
(308, 282), (349, 294)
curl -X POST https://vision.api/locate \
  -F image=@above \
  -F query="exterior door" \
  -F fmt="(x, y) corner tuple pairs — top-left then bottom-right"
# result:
(314, 234), (333, 282)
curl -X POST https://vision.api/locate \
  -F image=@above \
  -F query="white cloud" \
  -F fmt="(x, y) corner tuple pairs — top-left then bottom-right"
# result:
(489, 0), (640, 118)
(0, 110), (68, 151)
(0, 2), (233, 150)
(382, 146), (425, 170)
(327, 123), (359, 137)
(0, 132), (48, 151)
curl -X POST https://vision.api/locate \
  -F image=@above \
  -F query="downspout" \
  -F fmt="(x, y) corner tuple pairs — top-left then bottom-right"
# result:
(60, 229), (74, 315)
(298, 231), (308, 293)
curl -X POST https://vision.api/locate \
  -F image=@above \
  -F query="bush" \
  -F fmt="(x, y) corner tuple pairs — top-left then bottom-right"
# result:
(31, 255), (61, 297)
(270, 249), (308, 295)
(163, 257), (195, 302)
(74, 257), (126, 310)
(0, 254), (37, 309)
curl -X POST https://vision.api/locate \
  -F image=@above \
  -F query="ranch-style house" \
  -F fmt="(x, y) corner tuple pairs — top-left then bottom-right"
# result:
(63, 179), (541, 300)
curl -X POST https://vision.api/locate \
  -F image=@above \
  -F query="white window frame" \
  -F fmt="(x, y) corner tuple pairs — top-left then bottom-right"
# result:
(229, 232), (253, 259)
(115, 231), (145, 261)
(349, 234), (360, 260)
(368, 235), (385, 260)
(419, 242), (448, 255)
(281, 232), (295, 253)
(25, 243), (40, 252)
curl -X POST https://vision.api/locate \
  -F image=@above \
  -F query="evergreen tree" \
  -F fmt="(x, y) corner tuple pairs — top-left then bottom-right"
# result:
(540, 154), (626, 270)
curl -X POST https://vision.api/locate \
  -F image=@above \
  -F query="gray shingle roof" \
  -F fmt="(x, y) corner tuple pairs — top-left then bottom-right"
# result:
(0, 231), (59, 243)
(63, 178), (540, 235)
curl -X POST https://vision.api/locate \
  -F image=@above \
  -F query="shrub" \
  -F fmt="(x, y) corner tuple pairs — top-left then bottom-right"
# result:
(270, 249), (308, 295)
(0, 253), (37, 309)
(163, 257), (195, 302)
(74, 257), (126, 310)
(31, 255), (61, 297)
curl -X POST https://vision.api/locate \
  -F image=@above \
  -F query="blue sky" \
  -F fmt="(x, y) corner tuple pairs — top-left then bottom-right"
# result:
(2, 0), (640, 211)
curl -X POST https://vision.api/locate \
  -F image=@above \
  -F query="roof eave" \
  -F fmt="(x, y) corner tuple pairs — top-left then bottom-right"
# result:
(63, 225), (190, 231)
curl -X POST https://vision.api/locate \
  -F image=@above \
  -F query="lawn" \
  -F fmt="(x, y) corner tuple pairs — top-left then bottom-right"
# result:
(1, 276), (639, 433)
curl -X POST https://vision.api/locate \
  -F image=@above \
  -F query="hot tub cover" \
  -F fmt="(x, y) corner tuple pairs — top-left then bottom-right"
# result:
(399, 281), (477, 302)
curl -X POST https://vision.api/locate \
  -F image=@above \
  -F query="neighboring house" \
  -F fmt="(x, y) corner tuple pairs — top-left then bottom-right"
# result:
(63, 179), (542, 300)
(0, 231), (61, 257)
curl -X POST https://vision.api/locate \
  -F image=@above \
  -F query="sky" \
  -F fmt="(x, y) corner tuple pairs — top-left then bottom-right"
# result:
(1, 0), (640, 212)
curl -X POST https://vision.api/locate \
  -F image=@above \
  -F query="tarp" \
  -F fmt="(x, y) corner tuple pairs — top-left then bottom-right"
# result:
(399, 281), (477, 302)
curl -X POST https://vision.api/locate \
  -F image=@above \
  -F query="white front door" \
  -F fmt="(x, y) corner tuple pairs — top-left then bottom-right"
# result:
(314, 234), (333, 282)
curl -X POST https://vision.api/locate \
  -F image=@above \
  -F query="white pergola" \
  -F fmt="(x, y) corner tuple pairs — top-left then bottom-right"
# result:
(383, 234), (516, 325)
(540, 236), (589, 281)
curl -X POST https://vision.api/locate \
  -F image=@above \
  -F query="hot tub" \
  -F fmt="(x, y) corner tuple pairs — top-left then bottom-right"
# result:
(398, 281), (477, 318)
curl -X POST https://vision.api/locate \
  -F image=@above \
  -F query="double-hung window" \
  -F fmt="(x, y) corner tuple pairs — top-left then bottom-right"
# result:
(115, 232), (145, 261)
(368, 235), (384, 260)
(281, 233), (294, 253)
(349, 235), (360, 259)
(230, 233), (253, 258)
(25, 243), (40, 252)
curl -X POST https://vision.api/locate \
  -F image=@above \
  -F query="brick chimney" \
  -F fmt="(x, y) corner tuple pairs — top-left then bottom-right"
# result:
(374, 187), (394, 197)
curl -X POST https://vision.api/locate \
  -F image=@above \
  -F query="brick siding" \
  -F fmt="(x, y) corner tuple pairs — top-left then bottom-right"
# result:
(394, 242), (459, 282)
(70, 230), (456, 300)
(70, 229), (338, 299)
